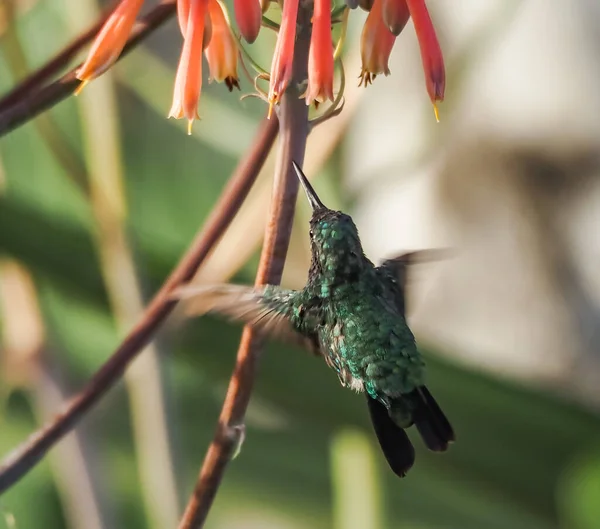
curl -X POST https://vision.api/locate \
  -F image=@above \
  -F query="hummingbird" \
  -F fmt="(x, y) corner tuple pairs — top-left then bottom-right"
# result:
(176, 162), (455, 477)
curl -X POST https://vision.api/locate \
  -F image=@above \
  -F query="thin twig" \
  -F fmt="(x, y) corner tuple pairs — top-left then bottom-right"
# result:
(177, 9), (313, 529)
(0, 115), (279, 494)
(0, 0), (177, 138)
(0, 0), (116, 114)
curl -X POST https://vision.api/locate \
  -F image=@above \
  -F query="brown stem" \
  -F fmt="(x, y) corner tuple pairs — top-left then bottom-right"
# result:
(0, 1), (177, 138)
(177, 10), (312, 529)
(0, 115), (279, 494)
(0, 0), (116, 114)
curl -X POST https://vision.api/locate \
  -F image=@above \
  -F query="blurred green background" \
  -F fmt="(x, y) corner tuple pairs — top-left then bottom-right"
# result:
(0, 1), (600, 528)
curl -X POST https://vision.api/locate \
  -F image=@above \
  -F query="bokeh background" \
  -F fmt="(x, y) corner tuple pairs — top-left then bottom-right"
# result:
(1, 0), (600, 528)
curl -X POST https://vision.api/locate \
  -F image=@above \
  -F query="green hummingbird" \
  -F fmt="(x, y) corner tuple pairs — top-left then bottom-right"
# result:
(177, 162), (455, 476)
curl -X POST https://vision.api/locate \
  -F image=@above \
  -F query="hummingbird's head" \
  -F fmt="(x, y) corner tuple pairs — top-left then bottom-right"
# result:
(292, 162), (368, 280)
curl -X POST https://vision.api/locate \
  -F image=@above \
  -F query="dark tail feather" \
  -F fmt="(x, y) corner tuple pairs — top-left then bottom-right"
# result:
(366, 396), (415, 477)
(413, 386), (455, 452)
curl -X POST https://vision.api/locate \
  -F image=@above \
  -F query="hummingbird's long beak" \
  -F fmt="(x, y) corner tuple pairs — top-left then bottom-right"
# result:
(292, 161), (326, 211)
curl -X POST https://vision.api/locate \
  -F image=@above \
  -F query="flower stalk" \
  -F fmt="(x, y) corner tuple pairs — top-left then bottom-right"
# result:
(177, 7), (312, 529)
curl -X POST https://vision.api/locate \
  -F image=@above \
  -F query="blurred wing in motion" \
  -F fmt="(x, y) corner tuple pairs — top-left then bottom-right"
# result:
(378, 248), (452, 315)
(174, 283), (318, 351)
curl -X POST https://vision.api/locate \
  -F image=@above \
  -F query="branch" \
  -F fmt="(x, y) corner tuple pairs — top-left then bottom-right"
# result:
(177, 10), (313, 529)
(0, 0), (177, 137)
(0, 114), (279, 494)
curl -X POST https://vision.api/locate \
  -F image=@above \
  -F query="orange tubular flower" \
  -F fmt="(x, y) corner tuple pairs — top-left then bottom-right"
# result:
(169, 0), (210, 134)
(177, 0), (213, 47)
(177, 0), (191, 34)
(267, 0), (299, 117)
(381, 0), (410, 36)
(234, 0), (262, 43)
(359, 0), (396, 86)
(75, 0), (145, 93)
(405, 0), (445, 120)
(205, 0), (240, 91)
(305, 0), (334, 106)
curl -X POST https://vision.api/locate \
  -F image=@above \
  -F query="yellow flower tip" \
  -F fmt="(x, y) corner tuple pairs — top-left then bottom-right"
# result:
(433, 101), (440, 123)
(73, 79), (89, 96)
(186, 110), (201, 134)
(267, 96), (278, 119)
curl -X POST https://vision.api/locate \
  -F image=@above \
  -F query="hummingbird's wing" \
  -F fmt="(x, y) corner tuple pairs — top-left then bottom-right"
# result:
(377, 249), (451, 315)
(174, 284), (319, 352)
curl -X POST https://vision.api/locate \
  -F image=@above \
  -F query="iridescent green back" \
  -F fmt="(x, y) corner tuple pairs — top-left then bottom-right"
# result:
(298, 210), (426, 402)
